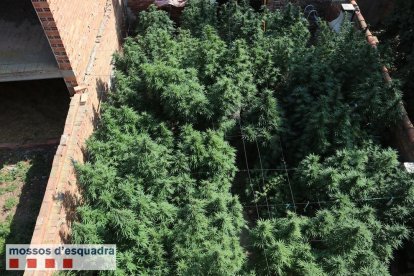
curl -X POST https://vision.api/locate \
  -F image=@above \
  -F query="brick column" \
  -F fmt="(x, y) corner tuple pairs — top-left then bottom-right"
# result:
(31, 0), (78, 94)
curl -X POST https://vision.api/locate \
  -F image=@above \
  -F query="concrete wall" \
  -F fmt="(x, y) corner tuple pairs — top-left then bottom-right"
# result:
(25, 0), (124, 274)
(0, 0), (61, 82)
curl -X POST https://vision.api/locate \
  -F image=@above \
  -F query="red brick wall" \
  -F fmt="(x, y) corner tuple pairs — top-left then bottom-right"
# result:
(31, 0), (123, 94)
(25, 1), (124, 274)
(31, 0), (77, 93)
(350, 0), (414, 162)
(395, 124), (414, 162)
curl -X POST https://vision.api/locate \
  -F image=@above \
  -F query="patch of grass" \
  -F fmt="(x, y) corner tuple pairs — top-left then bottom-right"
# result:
(0, 149), (55, 273)
(0, 215), (12, 257)
(0, 171), (14, 183)
(0, 184), (17, 196)
(4, 198), (18, 211)
(0, 161), (30, 183)
(9, 161), (30, 181)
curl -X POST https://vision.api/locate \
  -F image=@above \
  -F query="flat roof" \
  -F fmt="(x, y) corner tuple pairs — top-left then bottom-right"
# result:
(0, 0), (61, 82)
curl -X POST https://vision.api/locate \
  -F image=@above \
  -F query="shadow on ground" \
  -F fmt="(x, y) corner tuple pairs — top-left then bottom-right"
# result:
(0, 79), (69, 145)
(0, 146), (55, 275)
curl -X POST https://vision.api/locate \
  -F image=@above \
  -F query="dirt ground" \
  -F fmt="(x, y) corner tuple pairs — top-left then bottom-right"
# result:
(0, 78), (70, 146)
(0, 146), (55, 273)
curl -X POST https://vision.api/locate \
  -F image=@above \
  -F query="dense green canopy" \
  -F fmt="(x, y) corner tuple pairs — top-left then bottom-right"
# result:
(72, 1), (412, 275)
(251, 144), (413, 275)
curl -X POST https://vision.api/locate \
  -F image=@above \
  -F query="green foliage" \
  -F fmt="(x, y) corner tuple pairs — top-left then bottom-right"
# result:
(4, 198), (18, 211)
(252, 145), (414, 275)
(73, 106), (245, 275)
(282, 23), (402, 162)
(74, 1), (409, 275)
(111, 0), (308, 140)
(0, 216), (12, 261)
(181, 0), (218, 37)
(0, 152), (54, 272)
(0, 161), (30, 183)
(251, 213), (323, 276)
(0, 184), (17, 196)
(294, 143), (414, 222)
(252, 201), (409, 276)
(384, 0), (414, 93)
(136, 5), (175, 34)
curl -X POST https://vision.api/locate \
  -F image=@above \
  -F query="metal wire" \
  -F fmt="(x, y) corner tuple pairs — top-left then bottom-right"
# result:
(279, 137), (297, 213)
(238, 117), (271, 276)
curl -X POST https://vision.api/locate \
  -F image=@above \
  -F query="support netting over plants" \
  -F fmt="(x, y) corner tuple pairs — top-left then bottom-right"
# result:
(71, 1), (414, 275)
